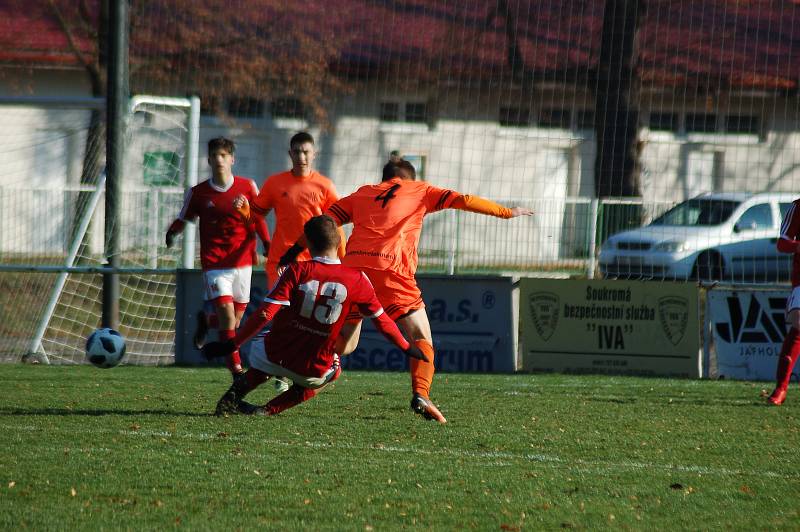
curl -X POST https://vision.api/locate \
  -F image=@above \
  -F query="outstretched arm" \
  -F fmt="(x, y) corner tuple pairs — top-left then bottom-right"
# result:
(450, 194), (533, 219)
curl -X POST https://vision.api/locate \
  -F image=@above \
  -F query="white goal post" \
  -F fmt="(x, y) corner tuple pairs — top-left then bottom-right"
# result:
(0, 94), (199, 364)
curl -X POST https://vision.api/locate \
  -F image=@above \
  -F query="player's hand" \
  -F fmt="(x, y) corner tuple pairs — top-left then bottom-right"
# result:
(510, 207), (534, 217)
(279, 243), (305, 266)
(233, 194), (251, 219)
(403, 344), (429, 362)
(165, 230), (177, 248)
(201, 340), (236, 360)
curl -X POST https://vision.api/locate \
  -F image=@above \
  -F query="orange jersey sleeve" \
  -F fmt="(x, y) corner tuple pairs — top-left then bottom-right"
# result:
(449, 194), (513, 218)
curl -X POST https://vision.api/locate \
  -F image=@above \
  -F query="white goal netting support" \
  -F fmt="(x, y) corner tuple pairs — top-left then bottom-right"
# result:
(0, 95), (199, 364)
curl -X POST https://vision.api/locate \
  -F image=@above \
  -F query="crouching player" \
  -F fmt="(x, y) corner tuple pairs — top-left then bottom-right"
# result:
(202, 215), (427, 416)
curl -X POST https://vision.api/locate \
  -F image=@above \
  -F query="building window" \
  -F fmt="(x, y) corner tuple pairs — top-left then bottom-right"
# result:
(405, 103), (428, 124)
(499, 107), (530, 127)
(380, 102), (400, 122)
(576, 109), (595, 129)
(724, 115), (760, 135)
(538, 108), (571, 129)
(271, 98), (304, 119)
(685, 113), (717, 133)
(227, 97), (265, 118)
(649, 112), (678, 132)
(380, 101), (429, 124)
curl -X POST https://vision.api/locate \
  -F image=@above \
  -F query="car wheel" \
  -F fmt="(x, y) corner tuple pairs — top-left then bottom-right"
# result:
(693, 251), (724, 281)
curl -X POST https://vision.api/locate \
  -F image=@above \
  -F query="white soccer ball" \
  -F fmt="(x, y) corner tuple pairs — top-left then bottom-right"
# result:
(85, 328), (126, 368)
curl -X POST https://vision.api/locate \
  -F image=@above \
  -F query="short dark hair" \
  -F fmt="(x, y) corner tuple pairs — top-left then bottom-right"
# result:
(290, 131), (314, 148)
(304, 215), (340, 255)
(382, 159), (416, 181)
(208, 137), (235, 155)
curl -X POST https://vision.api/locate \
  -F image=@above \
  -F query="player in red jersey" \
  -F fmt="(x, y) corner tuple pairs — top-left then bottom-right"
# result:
(202, 215), (427, 416)
(166, 137), (269, 376)
(769, 199), (800, 405)
(281, 159), (533, 423)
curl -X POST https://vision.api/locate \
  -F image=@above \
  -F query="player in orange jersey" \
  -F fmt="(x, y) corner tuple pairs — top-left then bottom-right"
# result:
(234, 131), (345, 392)
(235, 132), (344, 289)
(281, 159), (533, 423)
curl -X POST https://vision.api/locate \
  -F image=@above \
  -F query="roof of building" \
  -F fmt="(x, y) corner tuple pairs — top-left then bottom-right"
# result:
(1, 1), (798, 90)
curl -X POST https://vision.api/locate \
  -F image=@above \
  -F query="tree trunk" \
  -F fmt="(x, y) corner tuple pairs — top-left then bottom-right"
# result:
(594, 0), (643, 198)
(70, 0), (108, 262)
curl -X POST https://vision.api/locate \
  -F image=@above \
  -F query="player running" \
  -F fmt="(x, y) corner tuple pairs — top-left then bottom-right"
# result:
(769, 199), (800, 405)
(280, 159), (533, 423)
(202, 215), (427, 416)
(166, 137), (269, 376)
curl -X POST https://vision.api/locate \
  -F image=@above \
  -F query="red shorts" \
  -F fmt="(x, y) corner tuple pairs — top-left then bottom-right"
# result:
(350, 268), (424, 321)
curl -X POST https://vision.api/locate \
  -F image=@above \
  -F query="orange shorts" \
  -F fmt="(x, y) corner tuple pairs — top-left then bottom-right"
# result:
(350, 268), (424, 321)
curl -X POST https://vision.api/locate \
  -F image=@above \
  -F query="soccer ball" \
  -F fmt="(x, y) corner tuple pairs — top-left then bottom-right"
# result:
(85, 328), (126, 368)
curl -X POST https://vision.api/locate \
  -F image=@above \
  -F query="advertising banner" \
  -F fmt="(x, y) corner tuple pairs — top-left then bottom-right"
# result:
(343, 275), (518, 373)
(176, 271), (518, 373)
(706, 288), (787, 381)
(519, 279), (701, 377)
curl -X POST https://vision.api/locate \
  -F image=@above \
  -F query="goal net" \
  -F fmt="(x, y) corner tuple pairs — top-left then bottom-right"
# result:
(3, 1), (800, 364)
(0, 96), (197, 364)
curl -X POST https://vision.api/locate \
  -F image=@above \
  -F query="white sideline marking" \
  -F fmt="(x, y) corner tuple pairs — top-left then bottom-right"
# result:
(1, 423), (784, 479)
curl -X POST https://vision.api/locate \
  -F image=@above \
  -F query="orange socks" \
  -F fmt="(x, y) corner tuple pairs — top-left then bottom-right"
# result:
(410, 339), (435, 398)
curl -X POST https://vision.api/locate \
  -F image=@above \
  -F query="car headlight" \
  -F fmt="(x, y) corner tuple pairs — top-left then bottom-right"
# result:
(654, 240), (689, 253)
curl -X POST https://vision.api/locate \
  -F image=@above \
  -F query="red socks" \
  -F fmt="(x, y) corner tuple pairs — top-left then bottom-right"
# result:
(218, 329), (242, 374)
(775, 327), (800, 391)
(265, 385), (318, 415)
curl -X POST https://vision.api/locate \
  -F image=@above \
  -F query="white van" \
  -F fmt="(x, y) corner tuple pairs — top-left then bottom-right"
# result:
(598, 192), (797, 282)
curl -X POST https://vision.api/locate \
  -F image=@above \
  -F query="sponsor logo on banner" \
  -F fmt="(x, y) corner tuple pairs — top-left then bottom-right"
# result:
(658, 296), (689, 345)
(708, 289), (789, 381)
(528, 292), (559, 341)
(714, 293), (786, 344)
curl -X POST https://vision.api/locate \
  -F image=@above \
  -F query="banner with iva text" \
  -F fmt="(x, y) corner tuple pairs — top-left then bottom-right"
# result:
(520, 279), (701, 377)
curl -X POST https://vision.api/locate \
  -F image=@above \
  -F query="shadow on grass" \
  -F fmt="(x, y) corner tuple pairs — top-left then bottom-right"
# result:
(582, 395), (770, 408)
(0, 407), (213, 417)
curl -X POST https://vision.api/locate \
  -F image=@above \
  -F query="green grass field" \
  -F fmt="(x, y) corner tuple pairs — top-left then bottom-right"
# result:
(1, 365), (798, 530)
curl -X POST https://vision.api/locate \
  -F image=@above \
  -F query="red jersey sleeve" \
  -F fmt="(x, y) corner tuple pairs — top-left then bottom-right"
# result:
(265, 263), (301, 304)
(246, 179), (270, 244)
(178, 187), (199, 221)
(353, 272), (384, 318)
(778, 200), (800, 253)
